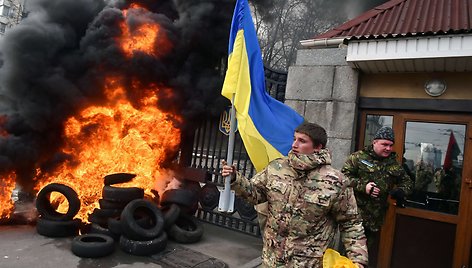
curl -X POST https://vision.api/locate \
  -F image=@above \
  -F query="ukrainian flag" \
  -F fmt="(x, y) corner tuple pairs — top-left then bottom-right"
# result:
(221, 0), (304, 171)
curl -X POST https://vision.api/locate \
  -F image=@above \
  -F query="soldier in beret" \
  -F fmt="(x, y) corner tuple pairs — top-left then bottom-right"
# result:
(342, 126), (413, 267)
(222, 122), (368, 268)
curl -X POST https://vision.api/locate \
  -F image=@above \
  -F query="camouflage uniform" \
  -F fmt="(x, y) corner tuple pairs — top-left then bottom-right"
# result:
(232, 149), (368, 267)
(341, 145), (413, 233)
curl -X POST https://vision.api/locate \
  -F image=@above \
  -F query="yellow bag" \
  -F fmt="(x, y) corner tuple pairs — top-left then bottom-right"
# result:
(323, 248), (357, 268)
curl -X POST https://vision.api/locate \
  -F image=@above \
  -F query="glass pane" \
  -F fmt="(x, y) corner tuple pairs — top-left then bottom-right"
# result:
(364, 115), (393, 146)
(403, 122), (465, 215)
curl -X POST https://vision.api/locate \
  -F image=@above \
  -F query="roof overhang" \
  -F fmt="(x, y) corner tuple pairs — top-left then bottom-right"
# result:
(301, 34), (472, 73)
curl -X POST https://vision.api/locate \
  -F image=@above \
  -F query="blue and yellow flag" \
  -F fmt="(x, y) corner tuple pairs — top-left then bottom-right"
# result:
(221, 0), (304, 172)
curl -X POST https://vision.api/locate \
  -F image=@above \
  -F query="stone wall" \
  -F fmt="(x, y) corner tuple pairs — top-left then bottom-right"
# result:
(285, 47), (359, 169)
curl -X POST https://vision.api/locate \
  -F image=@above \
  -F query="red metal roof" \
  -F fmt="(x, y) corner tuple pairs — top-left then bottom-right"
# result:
(315, 0), (472, 39)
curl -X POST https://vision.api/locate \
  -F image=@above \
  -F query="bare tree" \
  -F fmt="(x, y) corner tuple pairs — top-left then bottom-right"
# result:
(251, 0), (387, 70)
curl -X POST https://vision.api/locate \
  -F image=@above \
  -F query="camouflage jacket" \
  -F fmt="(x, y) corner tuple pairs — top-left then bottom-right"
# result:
(232, 149), (368, 267)
(341, 145), (413, 232)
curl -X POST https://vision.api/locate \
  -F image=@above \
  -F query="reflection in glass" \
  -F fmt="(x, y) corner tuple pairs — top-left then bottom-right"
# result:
(364, 115), (393, 146)
(403, 122), (465, 215)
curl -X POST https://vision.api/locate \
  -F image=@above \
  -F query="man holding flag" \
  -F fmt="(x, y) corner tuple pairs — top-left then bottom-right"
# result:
(222, 122), (368, 267)
(220, 0), (367, 266)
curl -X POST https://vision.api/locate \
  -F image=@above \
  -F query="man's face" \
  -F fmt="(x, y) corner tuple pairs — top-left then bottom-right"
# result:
(292, 132), (321, 155)
(372, 139), (394, 158)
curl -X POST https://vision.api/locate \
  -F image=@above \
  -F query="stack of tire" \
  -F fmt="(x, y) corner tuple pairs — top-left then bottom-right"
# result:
(87, 173), (145, 242)
(35, 174), (204, 258)
(159, 181), (204, 244)
(72, 173), (168, 257)
(35, 183), (82, 238)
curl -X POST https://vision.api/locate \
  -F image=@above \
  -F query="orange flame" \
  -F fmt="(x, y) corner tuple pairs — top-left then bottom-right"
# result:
(119, 5), (172, 58)
(35, 79), (181, 221)
(0, 116), (9, 137)
(0, 4), (180, 223)
(0, 173), (16, 220)
(32, 4), (180, 222)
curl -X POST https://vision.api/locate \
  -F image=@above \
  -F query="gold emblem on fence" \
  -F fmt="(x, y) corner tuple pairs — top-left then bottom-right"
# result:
(219, 106), (237, 136)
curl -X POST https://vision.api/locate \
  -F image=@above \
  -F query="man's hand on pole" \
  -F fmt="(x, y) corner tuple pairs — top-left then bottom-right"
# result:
(221, 160), (236, 182)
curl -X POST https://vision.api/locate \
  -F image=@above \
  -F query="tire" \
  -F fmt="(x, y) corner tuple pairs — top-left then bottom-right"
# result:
(36, 218), (80, 238)
(120, 199), (164, 241)
(88, 211), (112, 227)
(167, 214), (204, 244)
(98, 199), (128, 210)
(89, 223), (120, 241)
(119, 232), (167, 256)
(162, 203), (181, 229)
(108, 217), (150, 236)
(199, 183), (220, 211)
(182, 181), (201, 215)
(107, 218), (123, 235)
(35, 183), (80, 221)
(104, 173), (136, 186)
(184, 181), (202, 196)
(102, 185), (144, 203)
(235, 196), (257, 221)
(71, 233), (115, 258)
(92, 208), (122, 219)
(160, 188), (197, 208)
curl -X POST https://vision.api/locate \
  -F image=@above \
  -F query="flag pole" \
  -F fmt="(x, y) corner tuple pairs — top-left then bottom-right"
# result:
(218, 94), (236, 213)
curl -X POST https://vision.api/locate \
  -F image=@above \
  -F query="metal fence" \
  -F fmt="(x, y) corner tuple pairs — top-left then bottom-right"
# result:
(191, 65), (288, 237)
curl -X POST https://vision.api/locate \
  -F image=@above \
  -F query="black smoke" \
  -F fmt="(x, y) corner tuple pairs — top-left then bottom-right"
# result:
(0, 0), (234, 192)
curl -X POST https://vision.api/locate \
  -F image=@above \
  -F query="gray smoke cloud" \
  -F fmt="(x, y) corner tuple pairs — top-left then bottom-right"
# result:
(0, 0), (388, 193)
(0, 0), (233, 192)
(251, 0), (388, 24)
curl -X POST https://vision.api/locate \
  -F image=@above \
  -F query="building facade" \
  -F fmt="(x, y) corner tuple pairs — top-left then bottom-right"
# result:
(0, 0), (25, 35)
(286, 0), (472, 267)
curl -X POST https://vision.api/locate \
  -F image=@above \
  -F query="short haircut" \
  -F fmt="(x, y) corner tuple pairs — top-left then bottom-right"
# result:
(295, 122), (327, 148)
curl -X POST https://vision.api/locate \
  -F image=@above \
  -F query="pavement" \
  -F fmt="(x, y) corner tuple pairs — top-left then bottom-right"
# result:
(0, 200), (263, 268)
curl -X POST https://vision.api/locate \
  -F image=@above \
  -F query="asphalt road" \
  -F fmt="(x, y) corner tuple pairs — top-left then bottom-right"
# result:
(0, 221), (263, 268)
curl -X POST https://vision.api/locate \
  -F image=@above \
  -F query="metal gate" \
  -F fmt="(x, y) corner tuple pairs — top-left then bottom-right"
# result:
(189, 66), (288, 237)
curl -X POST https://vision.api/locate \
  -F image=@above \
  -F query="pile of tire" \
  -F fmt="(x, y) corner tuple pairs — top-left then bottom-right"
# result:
(74, 173), (169, 257)
(35, 174), (204, 259)
(35, 183), (82, 238)
(159, 182), (204, 244)
(87, 173), (145, 243)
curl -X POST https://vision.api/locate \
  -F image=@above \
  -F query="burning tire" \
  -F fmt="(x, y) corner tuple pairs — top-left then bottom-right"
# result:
(120, 199), (164, 241)
(71, 233), (115, 258)
(167, 214), (204, 244)
(104, 173), (136, 186)
(35, 183), (81, 221)
(102, 185), (144, 203)
(119, 231), (167, 256)
(36, 217), (80, 237)
(162, 203), (181, 229)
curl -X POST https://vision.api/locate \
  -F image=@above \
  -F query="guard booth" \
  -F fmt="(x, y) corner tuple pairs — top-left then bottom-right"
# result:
(356, 73), (472, 268)
(288, 0), (472, 266)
